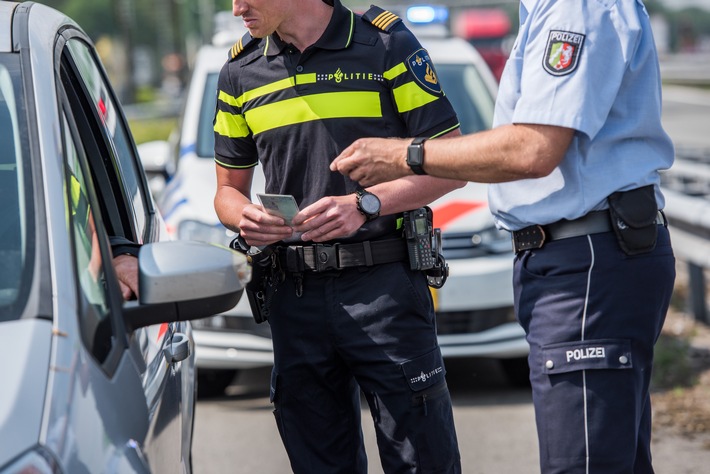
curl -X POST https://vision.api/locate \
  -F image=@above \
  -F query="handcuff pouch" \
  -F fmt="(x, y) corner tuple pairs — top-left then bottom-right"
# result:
(607, 185), (658, 256)
(229, 235), (281, 324)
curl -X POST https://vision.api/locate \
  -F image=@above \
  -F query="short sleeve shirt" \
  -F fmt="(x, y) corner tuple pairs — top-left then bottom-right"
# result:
(214, 1), (460, 242)
(488, 0), (674, 230)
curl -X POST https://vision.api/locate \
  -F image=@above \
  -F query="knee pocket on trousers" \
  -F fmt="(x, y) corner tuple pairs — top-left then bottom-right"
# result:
(534, 339), (643, 468)
(401, 348), (447, 392)
(400, 349), (461, 472)
(540, 338), (633, 374)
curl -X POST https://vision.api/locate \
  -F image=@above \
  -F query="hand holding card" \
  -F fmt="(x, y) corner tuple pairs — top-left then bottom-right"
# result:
(257, 193), (300, 226)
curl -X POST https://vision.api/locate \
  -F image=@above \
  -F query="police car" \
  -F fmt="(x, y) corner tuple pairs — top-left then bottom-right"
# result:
(140, 6), (528, 395)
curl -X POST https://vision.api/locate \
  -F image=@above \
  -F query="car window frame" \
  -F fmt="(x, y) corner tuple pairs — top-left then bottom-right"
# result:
(54, 30), (132, 374)
(57, 30), (159, 246)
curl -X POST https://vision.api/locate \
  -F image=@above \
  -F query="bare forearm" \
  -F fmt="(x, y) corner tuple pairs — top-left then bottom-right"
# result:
(214, 185), (253, 232)
(369, 175), (465, 215)
(331, 124), (574, 187)
(420, 125), (562, 182)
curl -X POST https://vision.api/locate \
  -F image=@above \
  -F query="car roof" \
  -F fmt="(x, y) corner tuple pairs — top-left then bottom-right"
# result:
(0, 2), (15, 52)
(2, 2), (83, 55)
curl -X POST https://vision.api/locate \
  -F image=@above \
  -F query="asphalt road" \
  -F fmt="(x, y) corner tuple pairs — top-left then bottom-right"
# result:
(192, 356), (710, 473)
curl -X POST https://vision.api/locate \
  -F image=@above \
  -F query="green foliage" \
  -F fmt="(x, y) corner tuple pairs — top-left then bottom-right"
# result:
(37, 0), (118, 38)
(652, 333), (696, 390)
(128, 117), (176, 145)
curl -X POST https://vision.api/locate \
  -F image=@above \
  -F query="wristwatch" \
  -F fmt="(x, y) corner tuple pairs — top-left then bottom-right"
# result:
(355, 189), (381, 222)
(407, 137), (428, 175)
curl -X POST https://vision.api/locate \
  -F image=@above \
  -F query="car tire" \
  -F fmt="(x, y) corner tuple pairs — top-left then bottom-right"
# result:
(500, 357), (531, 388)
(197, 369), (238, 398)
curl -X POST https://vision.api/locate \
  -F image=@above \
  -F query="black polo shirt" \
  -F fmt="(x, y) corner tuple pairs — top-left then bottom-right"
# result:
(214, 0), (460, 243)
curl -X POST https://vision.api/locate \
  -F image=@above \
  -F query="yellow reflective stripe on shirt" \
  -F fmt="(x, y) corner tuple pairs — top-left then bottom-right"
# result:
(221, 74), (317, 109)
(383, 62), (407, 80)
(245, 91), (382, 135)
(218, 90), (240, 107)
(392, 82), (438, 113)
(295, 73), (317, 85)
(234, 77), (295, 108)
(214, 110), (250, 138)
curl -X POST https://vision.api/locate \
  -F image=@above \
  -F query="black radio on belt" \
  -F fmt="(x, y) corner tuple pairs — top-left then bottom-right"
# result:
(403, 207), (448, 288)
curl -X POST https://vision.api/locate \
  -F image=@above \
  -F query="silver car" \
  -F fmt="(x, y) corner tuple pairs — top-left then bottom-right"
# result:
(0, 2), (249, 473)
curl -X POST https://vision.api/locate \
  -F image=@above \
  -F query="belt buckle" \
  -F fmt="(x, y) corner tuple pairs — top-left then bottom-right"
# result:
(314, 243), (339, 272)
(512, 225), (546, 253)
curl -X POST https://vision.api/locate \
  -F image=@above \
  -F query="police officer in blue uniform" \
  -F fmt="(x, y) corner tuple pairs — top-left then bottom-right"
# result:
(331, 0), (676, 472)
(213, 0), (464, 472)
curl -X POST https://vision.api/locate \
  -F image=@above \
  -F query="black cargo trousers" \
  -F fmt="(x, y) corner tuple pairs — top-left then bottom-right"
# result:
(267, 259), (461, 473)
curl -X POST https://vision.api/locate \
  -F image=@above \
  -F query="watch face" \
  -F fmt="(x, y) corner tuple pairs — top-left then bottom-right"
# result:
(360, 193), (380, 214)
(407, 144), (423, 166)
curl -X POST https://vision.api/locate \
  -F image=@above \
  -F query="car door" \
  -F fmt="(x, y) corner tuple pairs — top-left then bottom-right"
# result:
(56, 30), (191, 473)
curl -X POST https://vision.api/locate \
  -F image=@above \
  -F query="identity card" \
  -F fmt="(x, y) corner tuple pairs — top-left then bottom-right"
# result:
(257, 193), (300, 226)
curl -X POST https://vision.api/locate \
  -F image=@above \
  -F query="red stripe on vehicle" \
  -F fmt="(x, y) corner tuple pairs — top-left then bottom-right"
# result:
(432, 201), (486, 230)
(157, 322), (168, 341)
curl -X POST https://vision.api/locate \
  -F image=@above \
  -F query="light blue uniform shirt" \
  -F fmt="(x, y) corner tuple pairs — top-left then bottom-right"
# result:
(488, 0), (674, 231)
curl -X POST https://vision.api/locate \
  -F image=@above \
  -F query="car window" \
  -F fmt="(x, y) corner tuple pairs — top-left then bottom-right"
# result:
(64, 38), (150, 242)
(0, 55), (33, 322)
(437, 64), (494, 135)
(61, 112), (116, 363)
(197, 72), (219, 158)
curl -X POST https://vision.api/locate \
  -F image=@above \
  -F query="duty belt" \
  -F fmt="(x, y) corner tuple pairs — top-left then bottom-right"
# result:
(511, 210), (666, 253)
(278, 238), (408, 273)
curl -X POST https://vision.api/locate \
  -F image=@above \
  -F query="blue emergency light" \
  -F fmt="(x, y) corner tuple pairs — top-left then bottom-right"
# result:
(406, 5), (449, 25)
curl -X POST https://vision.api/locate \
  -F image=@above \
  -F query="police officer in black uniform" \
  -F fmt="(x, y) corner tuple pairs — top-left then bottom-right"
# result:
(213, 0), (464, 472)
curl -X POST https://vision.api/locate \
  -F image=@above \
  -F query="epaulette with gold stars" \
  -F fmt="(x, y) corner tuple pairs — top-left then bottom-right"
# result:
(228, 32), (257, 60)
(362, 6), (401, 33)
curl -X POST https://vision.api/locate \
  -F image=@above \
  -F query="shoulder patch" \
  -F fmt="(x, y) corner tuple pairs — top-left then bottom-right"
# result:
(228, 32), (257, 60)
(543, 30), (585, 76)
(406, 49), (442, 95)
(362, 6), (402, 32)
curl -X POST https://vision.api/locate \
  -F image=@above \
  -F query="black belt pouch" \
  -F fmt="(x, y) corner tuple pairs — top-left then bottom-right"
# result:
(230, 236), (276, 324)
(607, 184), (658, 256)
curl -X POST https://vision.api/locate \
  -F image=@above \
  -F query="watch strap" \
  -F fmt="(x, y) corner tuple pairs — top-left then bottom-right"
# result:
(355, 189), (381, 222)
(407, 137), (428, 175)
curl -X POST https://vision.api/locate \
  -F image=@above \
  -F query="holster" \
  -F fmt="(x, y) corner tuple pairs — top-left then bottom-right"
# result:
(229, 235), (283, 324)
(607, 185), (659, 256)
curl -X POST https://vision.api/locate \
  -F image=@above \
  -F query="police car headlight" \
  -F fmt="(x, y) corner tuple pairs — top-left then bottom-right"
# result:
(471, 225), (511, 254)
(177, 220), (234, 246)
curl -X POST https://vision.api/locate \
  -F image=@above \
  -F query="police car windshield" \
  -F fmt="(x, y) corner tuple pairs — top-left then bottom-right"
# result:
(197, 72), (220, 158)
(0, 54), (34, 321)
(436, 64), (494, 134)
(196, 64), (494, 158)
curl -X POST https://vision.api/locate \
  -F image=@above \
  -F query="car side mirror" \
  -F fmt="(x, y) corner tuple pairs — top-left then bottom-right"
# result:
(123, 240), (252, 331)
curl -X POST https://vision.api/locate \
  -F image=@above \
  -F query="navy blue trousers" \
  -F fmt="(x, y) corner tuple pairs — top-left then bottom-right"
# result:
(267, 261), (461, 474)
(514, 228), (675, 473)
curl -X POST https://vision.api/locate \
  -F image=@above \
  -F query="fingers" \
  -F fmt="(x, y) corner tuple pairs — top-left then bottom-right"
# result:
(294, 196), (364, 242)
(119, 281), (134, 301)
(239, 203), (294, 246)
(113, 254), (139, 300)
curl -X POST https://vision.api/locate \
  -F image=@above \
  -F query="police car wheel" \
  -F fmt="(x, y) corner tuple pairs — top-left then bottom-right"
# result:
(197, 369), (239, 398)
(500, 357), (531, 388)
